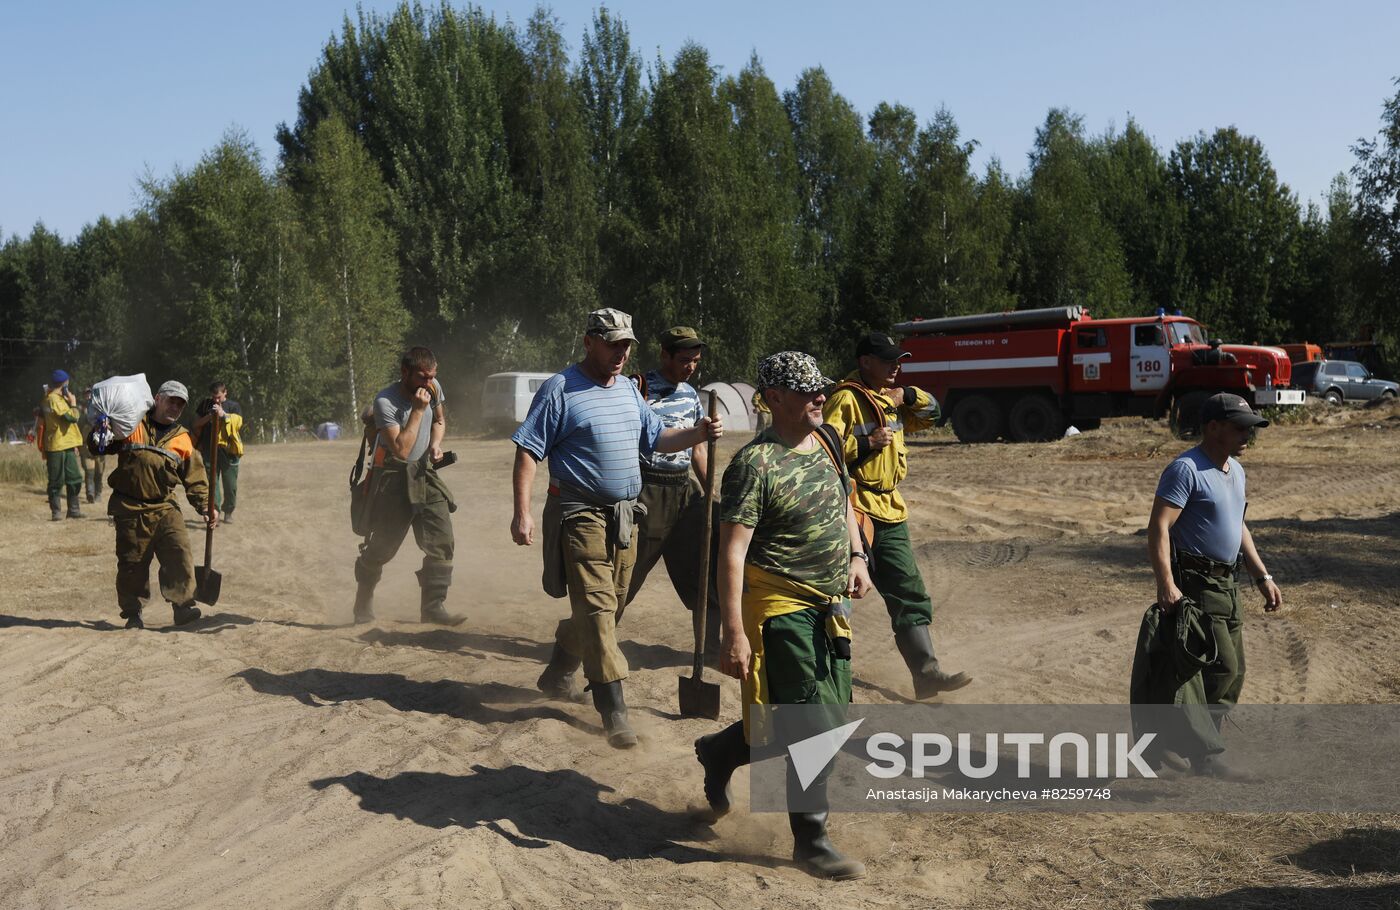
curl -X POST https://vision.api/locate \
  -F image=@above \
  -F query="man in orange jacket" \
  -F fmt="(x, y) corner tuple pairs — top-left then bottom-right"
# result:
(96, 380), (216, 629)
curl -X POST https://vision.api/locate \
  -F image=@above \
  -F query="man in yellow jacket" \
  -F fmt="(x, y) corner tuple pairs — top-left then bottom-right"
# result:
(43, 369), (85, 521)
(822, 332), (971, 699)
(192, 382), (245, 523)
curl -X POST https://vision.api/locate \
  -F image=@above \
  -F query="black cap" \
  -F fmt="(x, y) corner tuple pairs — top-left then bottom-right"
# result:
(1200, 393), (1269, 428)
(855, 331), (910, 361)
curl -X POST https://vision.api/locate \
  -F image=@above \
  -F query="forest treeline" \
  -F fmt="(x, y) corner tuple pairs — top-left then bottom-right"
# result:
(3, 4), (1398, 436)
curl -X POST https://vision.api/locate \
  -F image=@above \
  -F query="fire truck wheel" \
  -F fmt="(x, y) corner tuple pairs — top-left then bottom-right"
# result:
(951, 394), (1004, 443)
(1170, 391), (1209, 439)
(1008, 395), (1066, 442)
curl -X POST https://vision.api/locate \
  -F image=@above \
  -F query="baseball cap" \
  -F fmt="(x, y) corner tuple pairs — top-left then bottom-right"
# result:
(585, 308), (638, 343)
(756, 351), (834, 393)
(658, 326), (706, 350)
(156, 380), (189, 402)
(1200, 393), (1268, 428)
(855, 331), (910, 361)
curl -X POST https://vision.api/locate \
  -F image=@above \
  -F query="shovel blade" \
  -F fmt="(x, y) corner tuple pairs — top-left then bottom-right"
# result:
(679, 673), (721, 719)
(194, 566), (222, 606)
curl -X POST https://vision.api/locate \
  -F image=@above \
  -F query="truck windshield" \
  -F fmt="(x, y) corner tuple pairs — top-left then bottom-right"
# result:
(1169, 322), (1205, 346)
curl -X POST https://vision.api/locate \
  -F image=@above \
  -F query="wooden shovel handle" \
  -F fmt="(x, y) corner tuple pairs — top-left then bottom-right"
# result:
(692, 392), (719, 677)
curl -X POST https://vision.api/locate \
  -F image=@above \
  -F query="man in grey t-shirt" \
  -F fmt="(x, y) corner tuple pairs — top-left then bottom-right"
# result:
(352, 346), (464, 626)
(1146, 392), (1283, 778)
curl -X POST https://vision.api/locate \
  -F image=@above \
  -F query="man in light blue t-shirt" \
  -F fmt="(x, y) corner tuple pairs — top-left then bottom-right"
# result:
(1146, 392), (1283, 778)
(511, 308), (723, 748)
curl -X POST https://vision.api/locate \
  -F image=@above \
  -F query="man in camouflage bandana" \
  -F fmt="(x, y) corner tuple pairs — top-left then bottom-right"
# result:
(693, 351), (871, 881)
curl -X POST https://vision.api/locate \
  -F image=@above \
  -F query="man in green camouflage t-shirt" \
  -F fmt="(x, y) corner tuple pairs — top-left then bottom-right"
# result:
(693, 351), (872, 881)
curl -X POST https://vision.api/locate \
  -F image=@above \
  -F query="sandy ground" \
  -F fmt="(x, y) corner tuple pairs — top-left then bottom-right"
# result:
(3, 402), (1400, 909)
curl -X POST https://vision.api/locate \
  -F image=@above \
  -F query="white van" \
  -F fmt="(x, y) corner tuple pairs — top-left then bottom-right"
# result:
(481, 372), (555, 432)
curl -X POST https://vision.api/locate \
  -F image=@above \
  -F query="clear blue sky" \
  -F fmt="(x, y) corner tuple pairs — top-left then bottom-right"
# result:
(3, 0), (1398, 241)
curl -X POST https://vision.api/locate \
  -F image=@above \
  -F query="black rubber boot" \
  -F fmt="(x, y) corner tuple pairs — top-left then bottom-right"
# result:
(694, 720), (750, 822)
(49, 493), (63, 521)
(790, 809), (867, 880)
(352, 561), (380, 624)
(536, 641), (587, 703)
(66, 490), (82, 519)
(172, 602), (202, 626)
(894, 624), (972, 699)
(590, 680), (638, 749)
(417, 562), (465, 626)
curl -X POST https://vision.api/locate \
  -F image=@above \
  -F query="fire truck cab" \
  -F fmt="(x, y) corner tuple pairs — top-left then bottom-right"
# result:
(895, 306), (1304, 443)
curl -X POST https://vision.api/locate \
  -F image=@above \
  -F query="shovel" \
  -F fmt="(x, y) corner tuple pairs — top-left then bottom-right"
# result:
(194, 414), (222, 605)
(679, 392), (722, 719)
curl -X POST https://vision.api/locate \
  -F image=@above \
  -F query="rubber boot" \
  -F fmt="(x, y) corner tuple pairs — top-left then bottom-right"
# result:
(590, 680), (638, 749)
(536, 641), (587, 703)
(66, 490), (82, 519)
(693, 720), (750, 822)
(789, 778), (866, 880)
(417, 562), (465, 626)
(352, 561), (380, 624)
(49, 492), (63, 521)
(172, 601), (202, 626)
(85, 475), (96, 504)
(894, 624), (971, 699)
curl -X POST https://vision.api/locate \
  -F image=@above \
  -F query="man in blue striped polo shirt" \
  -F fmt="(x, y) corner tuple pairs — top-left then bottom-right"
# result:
(511, 308), (723, 748)
(625, 326), (721, 664)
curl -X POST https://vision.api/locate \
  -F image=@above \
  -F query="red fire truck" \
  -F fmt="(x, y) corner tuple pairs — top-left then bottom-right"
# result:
(895, 306), (1305, 443)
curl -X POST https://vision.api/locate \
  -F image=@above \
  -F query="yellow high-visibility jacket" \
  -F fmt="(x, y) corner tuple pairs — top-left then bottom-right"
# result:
(821, 371), (934, 524)
(43, 390), (83, 452)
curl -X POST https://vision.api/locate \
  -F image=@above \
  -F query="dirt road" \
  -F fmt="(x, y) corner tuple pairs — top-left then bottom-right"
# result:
(3, 404), (1399, 909)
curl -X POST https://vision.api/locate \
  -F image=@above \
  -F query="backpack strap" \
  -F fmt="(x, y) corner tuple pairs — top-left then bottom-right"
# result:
(349, 427), (371, 490)
(629, 372), (648, 399)
(814, 422), (873, 552)
(833, 381), (890, 472)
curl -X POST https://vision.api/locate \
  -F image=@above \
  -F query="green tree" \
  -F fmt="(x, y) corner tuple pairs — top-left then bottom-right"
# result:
(300, 117), (406, 421)
(1169, 127), (1300, 341)
(784, 68), (870, 351)
(1017, 108), (1131, 315)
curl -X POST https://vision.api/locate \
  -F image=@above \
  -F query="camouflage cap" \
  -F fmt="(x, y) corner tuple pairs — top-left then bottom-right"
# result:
(585, 307), (638, 343)
(658, 325), (706, 350)
(756, 351), (833, 393)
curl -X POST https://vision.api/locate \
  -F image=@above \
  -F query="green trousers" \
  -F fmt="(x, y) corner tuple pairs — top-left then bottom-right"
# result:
(79, 449), (106, 499)
(355, 467), (454, 573)
(46, 448), (82, 497)
(202, 453), (240, 515)
(756, 607), (853, 775)
(1179, 568), (1246, 711)
(115, 506), (196, 617)
(869, 518), (934, 631)
(761, 606), (854, 708)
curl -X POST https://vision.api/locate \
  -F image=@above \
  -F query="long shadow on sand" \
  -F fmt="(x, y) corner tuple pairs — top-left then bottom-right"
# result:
(0, 615), (121, 632)
(1147, 883), (1400, 909)
(355, 627), (694, 672)
(0, 611), (340, 635)
(234, 667), (598, 732)
(311, 765), (764, 867)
